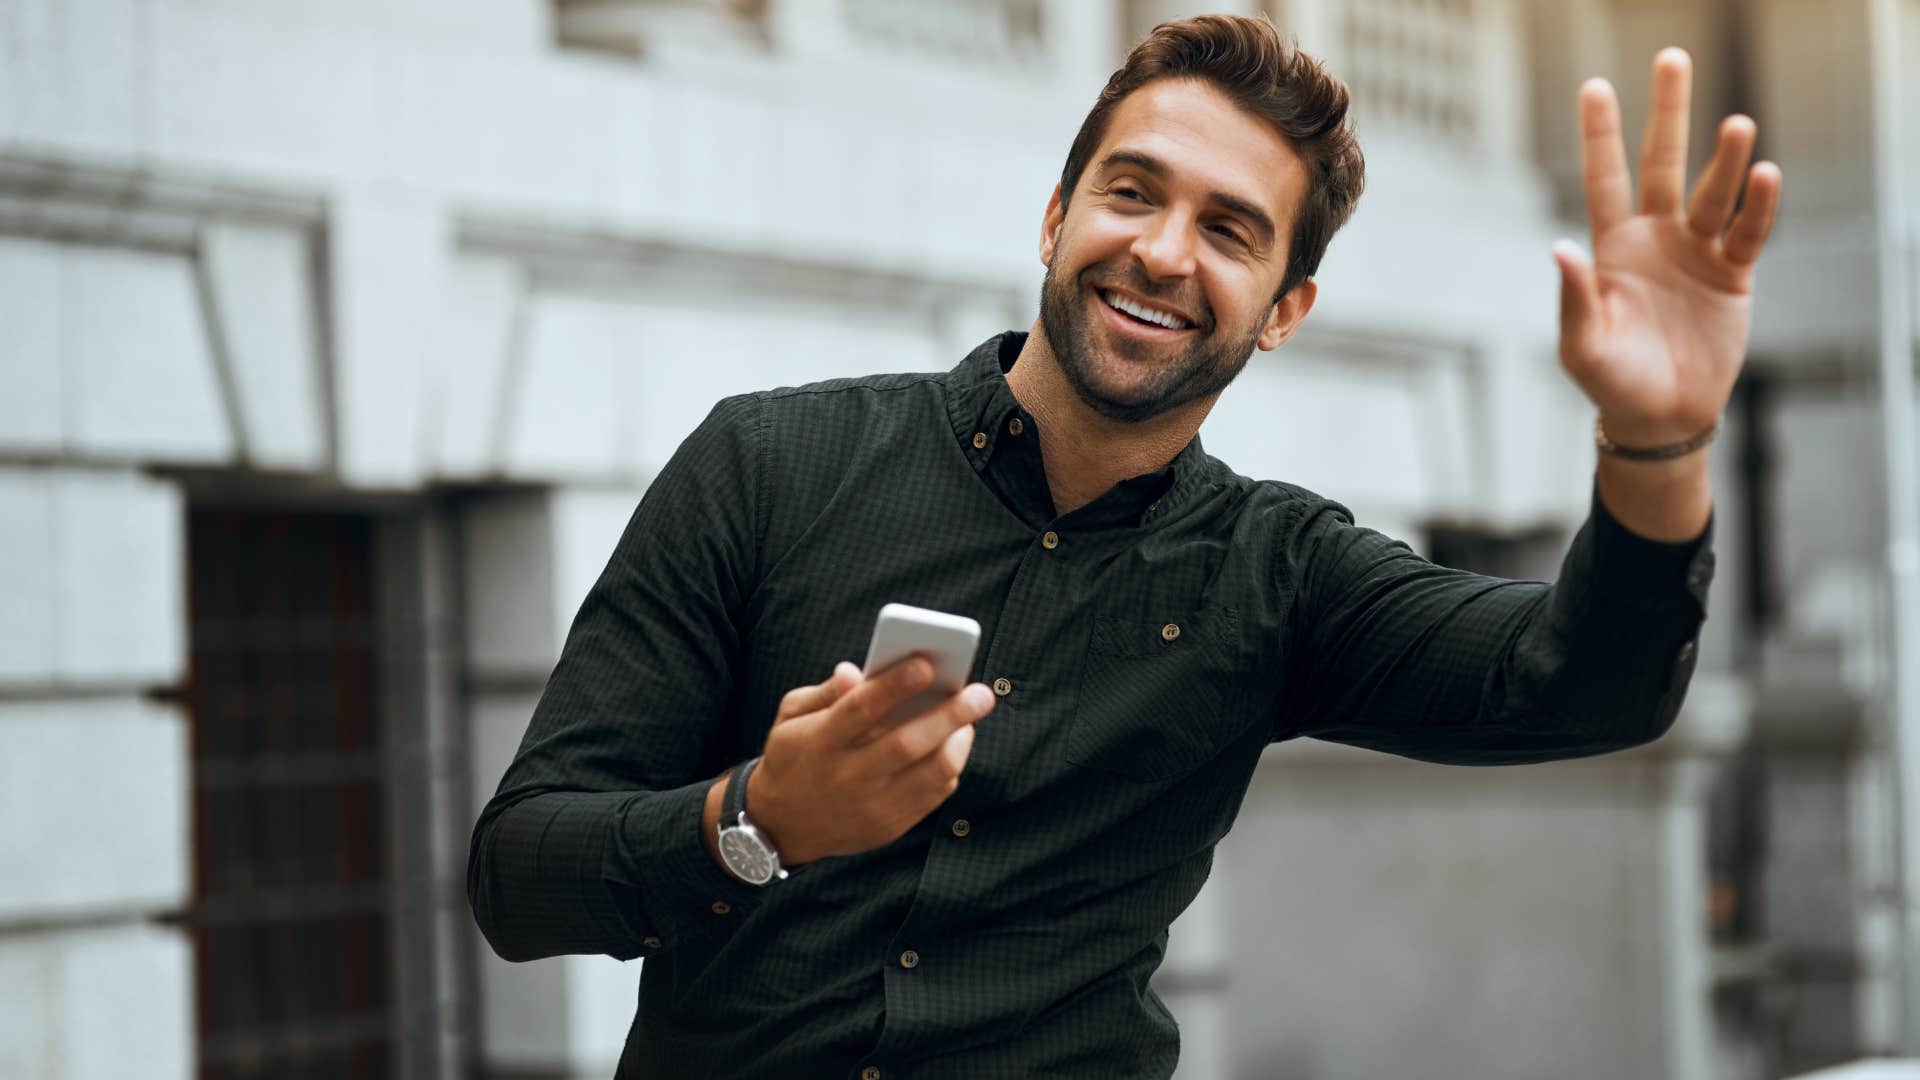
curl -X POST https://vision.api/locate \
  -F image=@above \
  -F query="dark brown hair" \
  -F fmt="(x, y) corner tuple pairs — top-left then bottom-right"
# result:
(1059, 14), (1366, 300)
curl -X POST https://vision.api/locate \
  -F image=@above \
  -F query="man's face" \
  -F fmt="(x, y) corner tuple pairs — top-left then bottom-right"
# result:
(1039, 78), (1316, 423)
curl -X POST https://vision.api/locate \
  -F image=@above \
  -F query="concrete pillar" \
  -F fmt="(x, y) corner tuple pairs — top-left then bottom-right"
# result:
(462, 486), (653, 1078)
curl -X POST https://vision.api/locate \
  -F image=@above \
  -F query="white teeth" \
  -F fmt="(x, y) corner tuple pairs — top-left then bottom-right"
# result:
(1101, 290), (1190, 330)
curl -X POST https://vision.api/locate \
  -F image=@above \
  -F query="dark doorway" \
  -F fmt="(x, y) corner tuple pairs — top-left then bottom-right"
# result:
(183, 509), (390, 1079)
(177, 503), (474, 1080)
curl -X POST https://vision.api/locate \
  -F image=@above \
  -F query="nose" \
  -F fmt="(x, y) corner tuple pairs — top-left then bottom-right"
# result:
(1129, 208), (1198, 282)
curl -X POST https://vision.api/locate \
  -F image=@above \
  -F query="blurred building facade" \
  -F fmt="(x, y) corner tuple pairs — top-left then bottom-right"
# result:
(0, 0), (1900, 1077)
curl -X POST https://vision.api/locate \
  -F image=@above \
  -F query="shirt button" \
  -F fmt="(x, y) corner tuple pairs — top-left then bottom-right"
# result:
(1161, 623), (1180, 642)
(951, 818), (971, 837)
(711, 901), (731, 915)
(899, 949), (920, 969)
(1041, 530), (1059, 550)
(992, 677), (1012, 696)
(972, 431), (987, 449)
(1687, 567), (1706, 588)
(642, 936), (663, 949)
(862, 1068), (882, 1080)
(1008, 417), (1025, 436)
(1677, 639), (1696, 664)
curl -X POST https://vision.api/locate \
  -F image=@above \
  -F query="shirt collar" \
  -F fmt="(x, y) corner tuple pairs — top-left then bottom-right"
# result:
(942, 331), (1216, 526)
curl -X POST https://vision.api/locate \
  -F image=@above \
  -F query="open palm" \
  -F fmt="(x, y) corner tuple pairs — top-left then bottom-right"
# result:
(1554, 48), (1783, 449)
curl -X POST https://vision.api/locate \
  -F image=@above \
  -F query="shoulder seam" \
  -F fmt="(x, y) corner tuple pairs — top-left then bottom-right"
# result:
(762, 373), (947, 402)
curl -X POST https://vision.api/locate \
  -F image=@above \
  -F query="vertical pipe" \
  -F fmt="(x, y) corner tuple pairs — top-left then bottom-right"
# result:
(1867, 0), (1920, 1054)
(1733, 373), (1775, 667)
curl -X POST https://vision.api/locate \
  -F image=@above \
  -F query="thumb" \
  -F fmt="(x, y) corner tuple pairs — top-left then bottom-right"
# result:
(1553, 239), (1604, 371)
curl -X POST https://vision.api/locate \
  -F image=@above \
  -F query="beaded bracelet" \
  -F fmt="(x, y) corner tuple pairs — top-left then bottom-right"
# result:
(1594, 415), (1721, 460)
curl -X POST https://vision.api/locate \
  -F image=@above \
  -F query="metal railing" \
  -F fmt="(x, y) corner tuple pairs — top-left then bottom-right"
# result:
(1339, 0), (1481, 141)
(840, 0), (1045, 65)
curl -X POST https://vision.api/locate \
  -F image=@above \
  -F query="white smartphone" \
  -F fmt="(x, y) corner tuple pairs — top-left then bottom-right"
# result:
(860, 603), (983, 731)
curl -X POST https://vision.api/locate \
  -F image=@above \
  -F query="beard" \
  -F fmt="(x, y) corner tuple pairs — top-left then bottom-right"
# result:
(1037, 252), (1265, 424)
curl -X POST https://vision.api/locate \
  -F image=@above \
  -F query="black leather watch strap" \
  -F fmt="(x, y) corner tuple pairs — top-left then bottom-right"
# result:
(723, 755), (759, 829)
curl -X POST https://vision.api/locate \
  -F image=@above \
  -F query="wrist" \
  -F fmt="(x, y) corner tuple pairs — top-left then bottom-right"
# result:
(1595, 450), (1712, 542)
(701, 772), (730, 871)
(745, 762), (810, 869)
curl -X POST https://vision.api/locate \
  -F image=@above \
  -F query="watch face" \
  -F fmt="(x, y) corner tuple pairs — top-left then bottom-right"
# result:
(719, 827), (775, 885)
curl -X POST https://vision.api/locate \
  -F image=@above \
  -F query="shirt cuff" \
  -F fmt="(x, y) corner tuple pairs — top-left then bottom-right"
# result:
(1584, 475), (1716, 616)
(601, 775), (770, 957)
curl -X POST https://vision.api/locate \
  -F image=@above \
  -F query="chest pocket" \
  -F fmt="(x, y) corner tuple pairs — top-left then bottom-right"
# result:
(1065, 605), (1259, 782)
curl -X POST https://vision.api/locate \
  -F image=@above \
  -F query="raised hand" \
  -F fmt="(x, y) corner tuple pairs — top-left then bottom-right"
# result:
(1553, 47), (1783, 450)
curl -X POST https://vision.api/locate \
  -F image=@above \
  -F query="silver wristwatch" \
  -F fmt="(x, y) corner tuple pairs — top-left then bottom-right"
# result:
(717, 755), (789, 886)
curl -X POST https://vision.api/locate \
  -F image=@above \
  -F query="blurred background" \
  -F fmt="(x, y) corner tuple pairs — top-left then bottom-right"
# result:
(0, 0), (1910, 1077)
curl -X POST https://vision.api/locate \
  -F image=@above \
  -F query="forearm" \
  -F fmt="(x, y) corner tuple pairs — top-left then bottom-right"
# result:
(468, 778), (764, 963)
(468, 789), (656, 962)
(1283, 478), (1714, 764)
(1492, 523), (1706, 754)
(1386, 496), (1709, 762)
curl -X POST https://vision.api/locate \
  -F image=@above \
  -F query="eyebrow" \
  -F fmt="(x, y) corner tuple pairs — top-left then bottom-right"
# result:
(1094, 149), (1279, 245)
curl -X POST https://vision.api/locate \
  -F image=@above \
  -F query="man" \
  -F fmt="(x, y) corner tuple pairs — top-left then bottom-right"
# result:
(468, 14), (1780, 1079)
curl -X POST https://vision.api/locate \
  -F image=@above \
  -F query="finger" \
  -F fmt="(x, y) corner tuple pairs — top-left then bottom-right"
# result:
(888, 723), (976, 803)
(775, 662), (861, 724)
(1686, 115), (1757, 239)
(820, 655), (934, 746)
(1638, 47), (1692, 217)
(1579, 78), (1633, 237)
(860, 683), (994, 775)
(1554, 239), (1605, 371)
(1723, 161), (1782, 267)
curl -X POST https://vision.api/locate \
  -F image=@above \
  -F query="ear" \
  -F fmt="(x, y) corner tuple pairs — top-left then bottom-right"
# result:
(1039, 183), (1065, 267)
(1257, 278), (1317, 352)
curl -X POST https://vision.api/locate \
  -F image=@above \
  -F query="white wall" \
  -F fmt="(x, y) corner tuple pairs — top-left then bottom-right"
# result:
(0, 0), (1832, 1075)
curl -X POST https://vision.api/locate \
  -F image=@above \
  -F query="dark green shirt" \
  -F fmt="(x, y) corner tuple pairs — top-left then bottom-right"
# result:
(467, 331), (1714, 1079)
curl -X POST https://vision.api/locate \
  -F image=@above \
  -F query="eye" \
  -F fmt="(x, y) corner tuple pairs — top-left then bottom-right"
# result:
(1208, 223), (1246, 246)
(1111, 185), (1146, 202)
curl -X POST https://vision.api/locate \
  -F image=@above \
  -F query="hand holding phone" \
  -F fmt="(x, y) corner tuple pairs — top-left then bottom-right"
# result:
(741, 604), (993, 868)
(858, 603), (982, 740)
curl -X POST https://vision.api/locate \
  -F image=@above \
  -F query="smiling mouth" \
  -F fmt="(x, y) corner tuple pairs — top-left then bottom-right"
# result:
(1096, 288), (1196, 332)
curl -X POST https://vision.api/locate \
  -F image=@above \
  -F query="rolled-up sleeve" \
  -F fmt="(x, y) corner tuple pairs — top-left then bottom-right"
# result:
(467, 393), (770, 963)
(1275, 476), (1714, 765)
